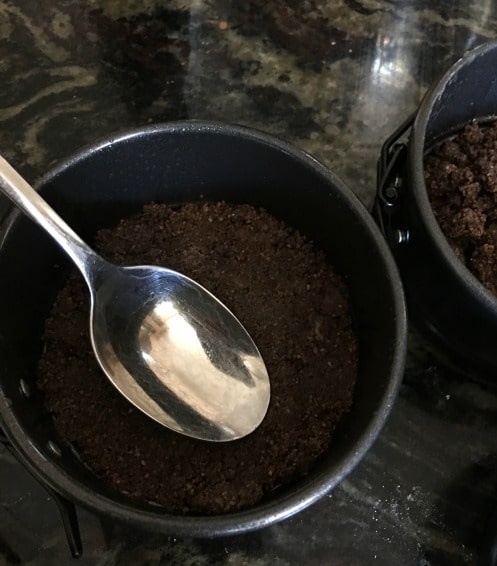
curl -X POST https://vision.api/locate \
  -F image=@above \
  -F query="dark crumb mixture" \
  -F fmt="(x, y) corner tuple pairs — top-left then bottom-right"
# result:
(38, 202), (358, 515)
(425, 120), (497, 296)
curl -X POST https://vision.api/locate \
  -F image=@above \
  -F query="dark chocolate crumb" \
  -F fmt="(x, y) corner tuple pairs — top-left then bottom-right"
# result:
(37, 202), (358, 515)
(425, 121), (497, 296)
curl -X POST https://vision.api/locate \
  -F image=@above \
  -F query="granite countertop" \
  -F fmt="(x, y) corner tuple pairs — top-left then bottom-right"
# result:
(1, 1), (497, 565)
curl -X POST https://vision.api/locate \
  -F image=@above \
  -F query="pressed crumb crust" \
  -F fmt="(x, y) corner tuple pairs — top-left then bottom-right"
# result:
(425, 121), (497, 296)
(38, 202), (358, 515)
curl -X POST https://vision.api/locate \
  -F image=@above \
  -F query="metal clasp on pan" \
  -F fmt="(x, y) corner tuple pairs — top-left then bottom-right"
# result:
(374, 113), (415, 248)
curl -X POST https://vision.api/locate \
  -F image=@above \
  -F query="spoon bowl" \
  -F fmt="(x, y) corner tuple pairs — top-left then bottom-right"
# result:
(0, 155), (270, 441)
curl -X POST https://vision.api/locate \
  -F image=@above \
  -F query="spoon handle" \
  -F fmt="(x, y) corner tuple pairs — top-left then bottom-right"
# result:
(0, 155), (103, 286)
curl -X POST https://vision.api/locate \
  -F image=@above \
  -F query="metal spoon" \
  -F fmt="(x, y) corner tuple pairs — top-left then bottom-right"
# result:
(0, 155), (270, 442)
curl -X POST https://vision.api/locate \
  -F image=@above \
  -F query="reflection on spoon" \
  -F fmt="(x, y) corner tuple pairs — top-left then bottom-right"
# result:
(139, 300), (269, 431)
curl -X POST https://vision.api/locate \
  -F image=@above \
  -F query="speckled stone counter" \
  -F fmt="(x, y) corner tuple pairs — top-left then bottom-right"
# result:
(1, 1), (497, 565)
